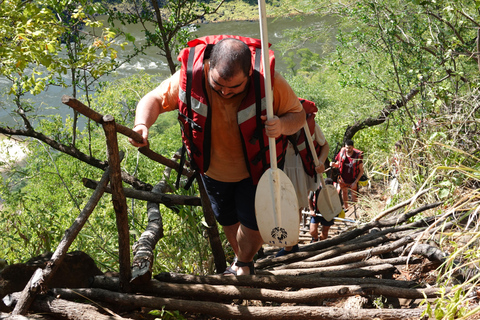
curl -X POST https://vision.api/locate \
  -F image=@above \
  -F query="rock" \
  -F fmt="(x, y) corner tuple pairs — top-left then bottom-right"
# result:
(0, 251), (103, 298)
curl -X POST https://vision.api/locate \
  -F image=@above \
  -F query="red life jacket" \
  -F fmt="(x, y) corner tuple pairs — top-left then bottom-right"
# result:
(337, 147), (363, 181)
(177, 35), (287, 184)
(292, 99), (323, 177)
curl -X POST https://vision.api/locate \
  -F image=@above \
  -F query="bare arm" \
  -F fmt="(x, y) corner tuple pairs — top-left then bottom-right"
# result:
(128, 90), (164, 148)
(315, 140), (330, 174)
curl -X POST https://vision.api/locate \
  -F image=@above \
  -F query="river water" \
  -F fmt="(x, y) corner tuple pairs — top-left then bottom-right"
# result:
(0, 14), (333, 125)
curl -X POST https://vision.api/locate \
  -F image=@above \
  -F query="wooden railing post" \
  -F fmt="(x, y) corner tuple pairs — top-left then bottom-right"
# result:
(102, 115), (131, 292)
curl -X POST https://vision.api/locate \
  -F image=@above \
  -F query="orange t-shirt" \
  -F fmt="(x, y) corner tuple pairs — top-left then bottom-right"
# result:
(154, 66), (303, 182)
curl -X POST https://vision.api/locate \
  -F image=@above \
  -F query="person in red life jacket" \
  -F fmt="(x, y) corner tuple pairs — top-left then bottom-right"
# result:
(332, 140), (364, 210)
(276, 108), (330, 256)
(128, 36), (305, 276)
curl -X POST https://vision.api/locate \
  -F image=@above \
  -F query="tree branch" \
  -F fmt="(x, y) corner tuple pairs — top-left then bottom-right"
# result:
(343, 87), (420, 141)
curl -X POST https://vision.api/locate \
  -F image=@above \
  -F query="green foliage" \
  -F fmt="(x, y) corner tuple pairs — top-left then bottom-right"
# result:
(0, 0), (131, 98)
(149, 307), (186, 320)
(422, 286), (470, 320)
(0, 0), (65, 94)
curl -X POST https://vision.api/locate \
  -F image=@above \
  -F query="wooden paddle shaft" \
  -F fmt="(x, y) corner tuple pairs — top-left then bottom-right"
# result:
(258, 0), (277, 170)
(302, 122), (334, 211)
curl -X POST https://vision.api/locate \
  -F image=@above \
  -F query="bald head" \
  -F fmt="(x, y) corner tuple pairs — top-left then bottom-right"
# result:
(210, 38), (251, 80)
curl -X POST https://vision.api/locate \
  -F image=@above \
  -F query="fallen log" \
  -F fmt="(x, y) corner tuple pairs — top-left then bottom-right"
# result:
(259, 263), (397, 277)
(96, 273), (419, 290)
(271, 256), (421, 273)
(53, 285), (360, 304)
(256, 208), (438, 270)
(87, 278), (443, 302)
(131, 149), (177, 285)
(130, 181), (165, 285)
(41, 288), (426, 320)
(277, 234), (416, 270)
(55, 277), (444, 304)
(272, 232), (413, 270)
(394, 243), (446, 262)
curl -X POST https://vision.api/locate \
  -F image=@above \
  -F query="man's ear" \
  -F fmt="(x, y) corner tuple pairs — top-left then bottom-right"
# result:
(249, 68), (253, 77)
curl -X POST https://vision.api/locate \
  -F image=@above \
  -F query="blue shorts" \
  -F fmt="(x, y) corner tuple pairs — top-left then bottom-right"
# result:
(311, 214), (335, 227)
(201, 175), (258, 231)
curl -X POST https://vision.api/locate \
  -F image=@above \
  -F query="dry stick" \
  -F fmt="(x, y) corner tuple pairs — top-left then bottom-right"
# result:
(372, 188), (431, 221)
(61, 95), (193, 178)
(102, 115), (131, 292)
(82, 178), (202, 206)
(196, 173), (228, 273)
(11, 167), (111, 315)
(46, 288), (426, 320)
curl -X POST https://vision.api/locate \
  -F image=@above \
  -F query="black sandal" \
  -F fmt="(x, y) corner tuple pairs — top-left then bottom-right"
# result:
(235, 260), (255, 275)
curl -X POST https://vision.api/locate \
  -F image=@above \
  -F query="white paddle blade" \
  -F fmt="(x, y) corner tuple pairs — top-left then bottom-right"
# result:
(255, 168), (300, 247)
(316, 185), (343, 221)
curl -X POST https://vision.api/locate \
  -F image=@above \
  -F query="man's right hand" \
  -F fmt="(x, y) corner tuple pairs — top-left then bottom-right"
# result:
(129, 124), (149, 148)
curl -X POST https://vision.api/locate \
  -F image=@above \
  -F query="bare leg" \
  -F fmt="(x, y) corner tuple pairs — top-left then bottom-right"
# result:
(341, 186), (349, 209)
(223, 222), (241, 257)
(320, 225), (331, 240)
(309, 222), (319, 241)
(236, 225), (263, 275)
(351, 186), (358, 204)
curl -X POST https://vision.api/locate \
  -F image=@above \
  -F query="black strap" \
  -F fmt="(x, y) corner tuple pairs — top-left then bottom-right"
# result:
(184, 174), (196, 190)
(175, 145), (187, 189)
(286, 134), (300, 155)
(178, 112), (203, 132)
(252, 47), (267, 169)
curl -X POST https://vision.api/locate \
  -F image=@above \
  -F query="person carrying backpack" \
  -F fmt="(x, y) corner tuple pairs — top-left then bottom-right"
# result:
(332, 140), (364, 210)
(276, 99), (330, 257)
